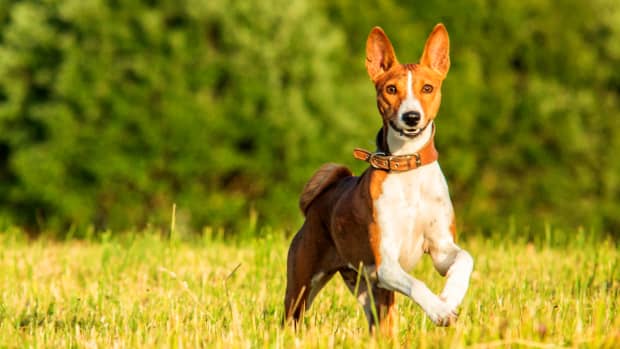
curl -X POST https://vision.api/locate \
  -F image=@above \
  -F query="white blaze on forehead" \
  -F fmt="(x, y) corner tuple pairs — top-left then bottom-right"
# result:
(397, 70), (424, 119)
(388, 69), (432, 155)
(406, 70), (414, 100)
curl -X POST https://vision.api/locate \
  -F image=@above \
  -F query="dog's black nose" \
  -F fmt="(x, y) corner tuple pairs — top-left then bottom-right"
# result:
(402, 111), (421, 127)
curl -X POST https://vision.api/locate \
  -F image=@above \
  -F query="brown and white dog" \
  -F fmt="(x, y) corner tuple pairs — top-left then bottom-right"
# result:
(284, 24), (473, 334)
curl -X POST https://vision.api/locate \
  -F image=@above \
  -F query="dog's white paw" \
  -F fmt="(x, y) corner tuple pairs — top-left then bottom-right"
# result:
(424, 298), (457, 326)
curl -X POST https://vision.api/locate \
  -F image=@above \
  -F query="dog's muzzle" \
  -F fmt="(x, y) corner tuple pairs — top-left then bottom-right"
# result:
(389, 120), (426, 138)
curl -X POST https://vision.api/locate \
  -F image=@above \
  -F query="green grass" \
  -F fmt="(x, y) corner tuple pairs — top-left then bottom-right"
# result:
(0, 229), (618, 348)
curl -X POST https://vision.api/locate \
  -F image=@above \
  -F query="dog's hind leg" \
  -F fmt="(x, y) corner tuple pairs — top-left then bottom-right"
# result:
(284, 219), (339, 327)
(284, 224), (313, 326)
(340, 269), (397, 336)
(372, 286), (397, 336)
(339, 269), (372, 324)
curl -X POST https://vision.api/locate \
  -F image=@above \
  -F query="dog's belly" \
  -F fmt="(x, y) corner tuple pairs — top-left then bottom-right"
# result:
(374, 162), (451, 271)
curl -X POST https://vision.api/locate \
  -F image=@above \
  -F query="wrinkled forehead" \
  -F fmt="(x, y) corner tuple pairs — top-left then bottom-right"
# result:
(375, 63), (442, 86)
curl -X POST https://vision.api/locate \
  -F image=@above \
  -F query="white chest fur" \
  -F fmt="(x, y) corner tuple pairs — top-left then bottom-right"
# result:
(374, 162), (454, 271)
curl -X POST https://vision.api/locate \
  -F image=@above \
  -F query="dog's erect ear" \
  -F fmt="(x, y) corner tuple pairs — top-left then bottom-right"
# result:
(366, 27), (399, 82)
(420, 23), (450, 77)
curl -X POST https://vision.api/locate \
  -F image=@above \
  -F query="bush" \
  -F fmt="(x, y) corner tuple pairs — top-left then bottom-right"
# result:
(0, 0), (351, 233)
(320, 0), (620, 235)
(1, 0), (619, 237)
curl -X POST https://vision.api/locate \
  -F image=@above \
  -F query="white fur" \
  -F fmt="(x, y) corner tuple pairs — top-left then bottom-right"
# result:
(374, 126), (473, 325)
(394, 71), (425, 133)
(310, 272), (326, 288)
(306, 271), (327, 309)
(387, 120), (434, 156)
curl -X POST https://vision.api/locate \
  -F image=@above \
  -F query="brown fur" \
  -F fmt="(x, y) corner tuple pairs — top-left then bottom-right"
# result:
(285, 167), (395, 333)
(285, 24), (451, 335)
(365, 25), (449, 156)
(299, 163), (352, 216)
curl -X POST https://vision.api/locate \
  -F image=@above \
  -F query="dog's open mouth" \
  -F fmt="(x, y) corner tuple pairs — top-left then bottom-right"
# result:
(389, 121), (424, 138)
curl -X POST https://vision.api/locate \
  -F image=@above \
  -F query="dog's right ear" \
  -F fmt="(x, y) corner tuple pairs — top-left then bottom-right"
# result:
(366, 27), (399, 82)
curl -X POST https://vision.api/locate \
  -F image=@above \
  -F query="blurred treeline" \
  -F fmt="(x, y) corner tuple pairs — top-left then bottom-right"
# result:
(1, 0), (619, 237)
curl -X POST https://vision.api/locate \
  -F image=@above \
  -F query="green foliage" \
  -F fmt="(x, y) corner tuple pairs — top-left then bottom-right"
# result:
(320, 0), (620, 235)
(0, 0), (351, 232)
(0, 0), (619, 235)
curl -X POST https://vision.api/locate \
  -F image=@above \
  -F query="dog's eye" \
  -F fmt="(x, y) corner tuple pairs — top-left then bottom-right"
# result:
(422, 84), (434, 93)
(385, 85), (397, 94)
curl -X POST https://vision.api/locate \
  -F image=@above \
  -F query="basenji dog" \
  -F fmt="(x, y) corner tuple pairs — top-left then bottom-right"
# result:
(284, 24), (474, 334)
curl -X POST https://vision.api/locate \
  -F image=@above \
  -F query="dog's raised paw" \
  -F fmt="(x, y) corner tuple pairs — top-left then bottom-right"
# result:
(425, 299), (458, 326)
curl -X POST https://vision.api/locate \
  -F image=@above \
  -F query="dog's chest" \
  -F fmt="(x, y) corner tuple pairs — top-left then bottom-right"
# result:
(373, 162), (452, 271)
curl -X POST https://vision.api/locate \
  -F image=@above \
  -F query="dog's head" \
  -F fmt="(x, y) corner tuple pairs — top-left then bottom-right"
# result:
(366, 24), (450, 153)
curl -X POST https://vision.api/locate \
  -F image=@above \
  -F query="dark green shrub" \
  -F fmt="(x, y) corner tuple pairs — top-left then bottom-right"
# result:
(0, 0), (352, 233)
(1, 0), (619, 237)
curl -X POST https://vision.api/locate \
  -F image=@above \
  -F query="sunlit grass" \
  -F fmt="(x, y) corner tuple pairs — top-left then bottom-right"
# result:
(0, 229), (618, 348)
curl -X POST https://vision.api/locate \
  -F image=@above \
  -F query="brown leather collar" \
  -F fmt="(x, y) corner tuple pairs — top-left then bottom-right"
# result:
(353, 125), (438, 172)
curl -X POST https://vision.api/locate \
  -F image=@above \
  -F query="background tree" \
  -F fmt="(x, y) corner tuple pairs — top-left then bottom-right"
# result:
(0, 0), (619, 237)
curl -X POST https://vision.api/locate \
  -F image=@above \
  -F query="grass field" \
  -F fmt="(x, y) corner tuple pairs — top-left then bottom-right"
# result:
(0, 228), (618, 348)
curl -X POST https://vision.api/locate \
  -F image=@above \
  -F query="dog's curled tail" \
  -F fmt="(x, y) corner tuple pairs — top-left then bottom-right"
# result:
(299, 163), (352, 216)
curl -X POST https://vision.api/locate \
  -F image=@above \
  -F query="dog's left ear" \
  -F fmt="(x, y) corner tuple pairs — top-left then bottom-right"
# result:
(420, 23), (450, 77)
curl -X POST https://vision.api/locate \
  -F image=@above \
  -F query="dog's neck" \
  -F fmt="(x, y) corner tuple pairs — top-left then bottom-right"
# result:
(377, 121), (434, 156)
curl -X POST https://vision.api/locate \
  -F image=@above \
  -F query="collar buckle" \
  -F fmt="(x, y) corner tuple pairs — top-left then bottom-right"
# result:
(353, 124), (437, 172)
(412, 153), (421, 168)
(368, 152), (387, 169)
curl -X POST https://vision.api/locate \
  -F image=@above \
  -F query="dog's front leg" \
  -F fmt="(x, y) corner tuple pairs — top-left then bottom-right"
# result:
(376, 253), (456, 326)
(429, 239), (474, 313)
